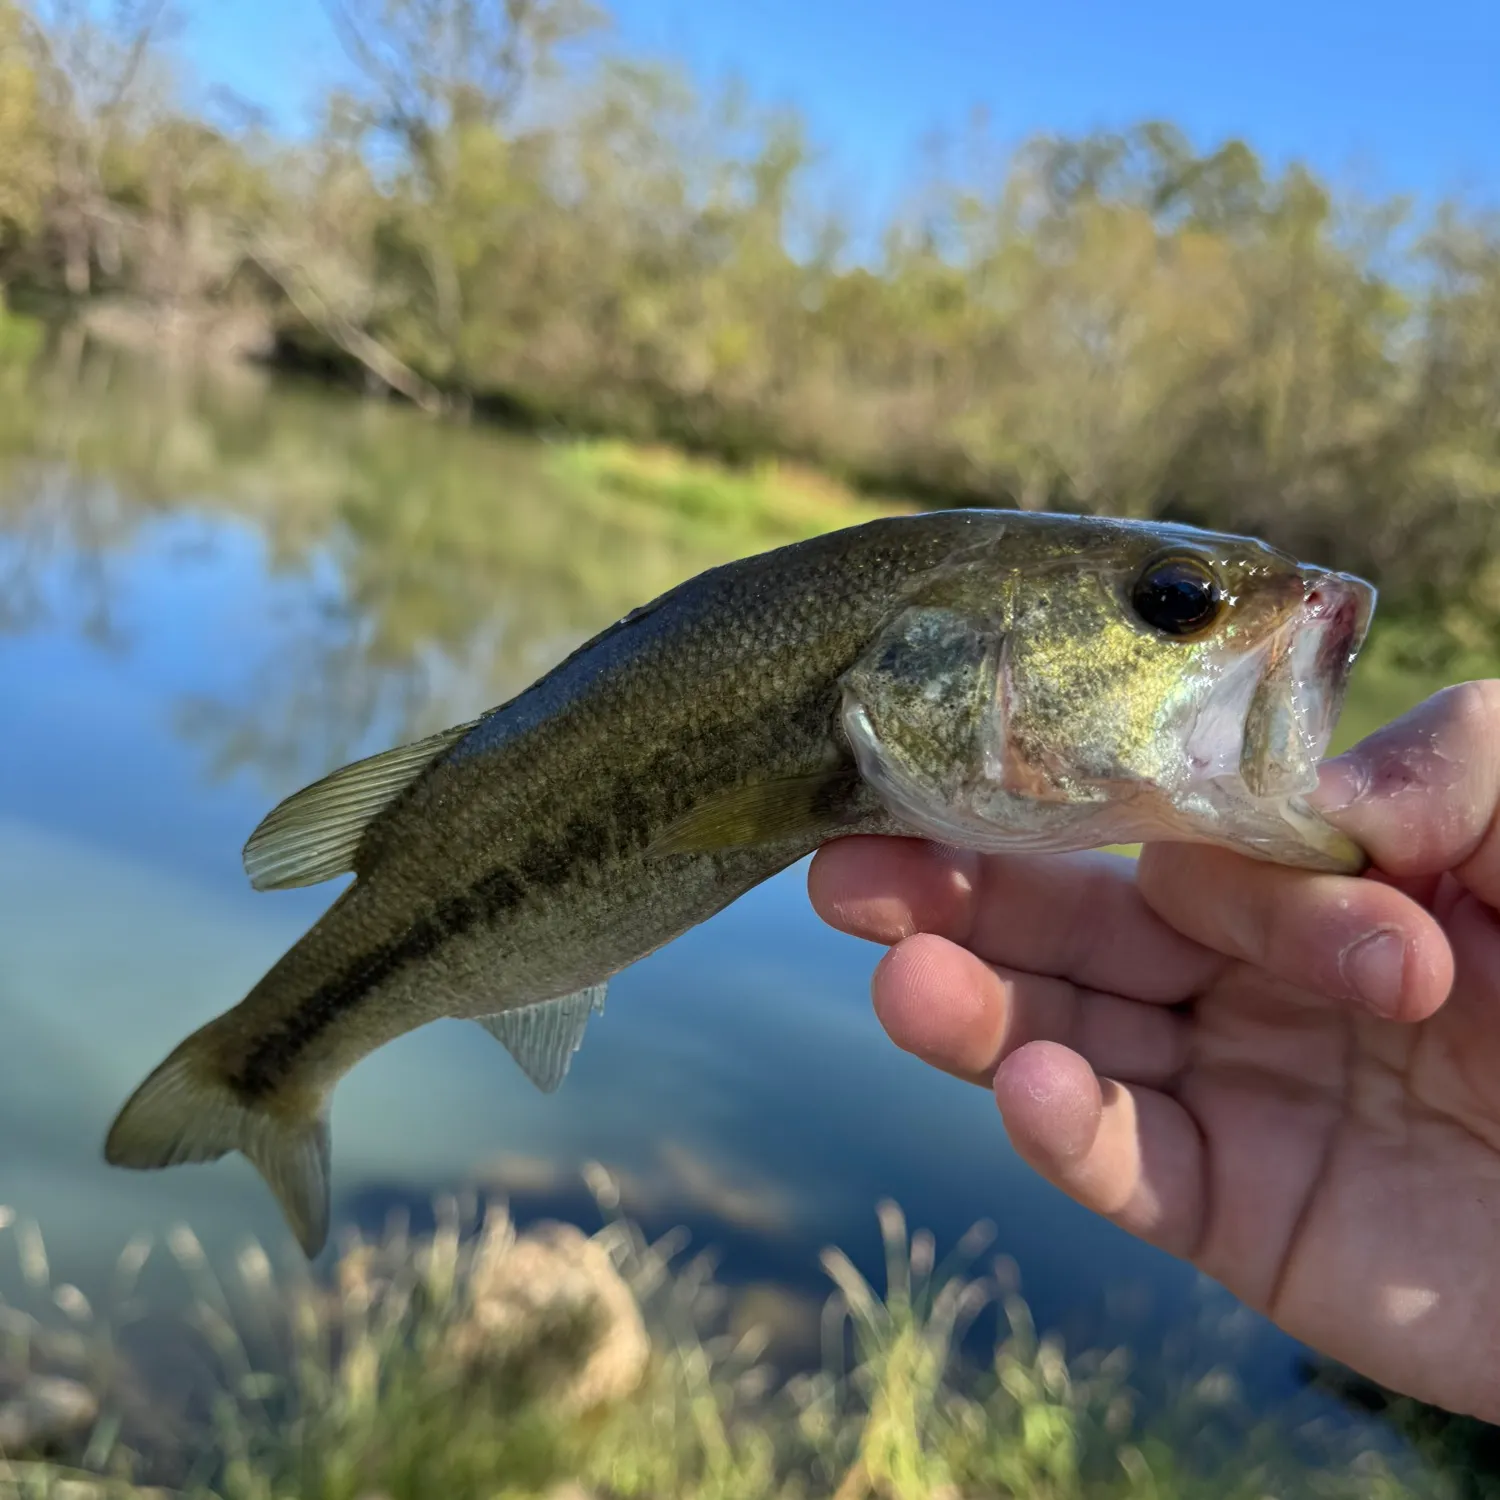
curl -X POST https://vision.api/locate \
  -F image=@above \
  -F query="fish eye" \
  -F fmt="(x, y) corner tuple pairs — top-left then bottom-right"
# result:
(1130, 554), (1225, 639)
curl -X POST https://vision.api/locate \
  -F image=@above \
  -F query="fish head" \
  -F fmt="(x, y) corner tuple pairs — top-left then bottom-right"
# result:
(840, 513), (1375, 872)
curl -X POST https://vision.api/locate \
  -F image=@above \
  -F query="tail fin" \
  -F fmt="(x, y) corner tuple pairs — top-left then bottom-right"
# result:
(104, 1030), (332, 1258)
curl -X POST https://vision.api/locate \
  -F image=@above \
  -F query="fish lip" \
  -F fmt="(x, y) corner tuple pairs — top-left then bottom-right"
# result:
(1233, 566), (1376, 793)
(1184, 565), (1375, 797)
(1298, 565), (1375, 685)
(1287, 566), (1375, 756)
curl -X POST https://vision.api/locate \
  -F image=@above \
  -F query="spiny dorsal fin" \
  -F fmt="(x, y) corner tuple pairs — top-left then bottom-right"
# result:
(475, 984), (608, 1094)
(645, 769), (856, 857)
(243, 720), (477, 891)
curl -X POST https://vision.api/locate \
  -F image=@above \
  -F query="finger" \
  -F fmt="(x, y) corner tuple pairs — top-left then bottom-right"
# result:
(993, 1041), (1205, 1259)
(1312, 681), (1500, 908)
(810, 836), (978, 946)
(873, 932), (1187, 1087)
(809, 836), (1223, 1003)
(1136, 843), (1453, 1021)
(1411, 878), (1500, 1106)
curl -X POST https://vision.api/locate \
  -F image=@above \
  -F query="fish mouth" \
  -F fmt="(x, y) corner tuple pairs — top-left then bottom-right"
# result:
(1242, 566), (1374, 796)
(1184, 566), (1375, 801)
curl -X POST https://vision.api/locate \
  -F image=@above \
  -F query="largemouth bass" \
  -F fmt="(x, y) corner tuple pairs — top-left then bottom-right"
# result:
(105, 509), (1375, 1255)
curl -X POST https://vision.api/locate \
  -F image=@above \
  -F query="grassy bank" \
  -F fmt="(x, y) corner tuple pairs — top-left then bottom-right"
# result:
(547, 439), (912, 548)
(0, 1180), (1480, 1500)
(0, 308), (44, 363)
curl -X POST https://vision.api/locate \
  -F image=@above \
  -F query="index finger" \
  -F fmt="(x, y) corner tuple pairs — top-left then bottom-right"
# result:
(808, 836), (1224, 1003)
(1313, 681), (1500, 906)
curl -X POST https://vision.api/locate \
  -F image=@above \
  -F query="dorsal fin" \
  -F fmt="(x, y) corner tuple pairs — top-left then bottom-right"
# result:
(243, 720), (477, 890)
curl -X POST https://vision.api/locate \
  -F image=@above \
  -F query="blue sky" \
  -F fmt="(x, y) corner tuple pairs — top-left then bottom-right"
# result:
(179, 0), (1498, 221)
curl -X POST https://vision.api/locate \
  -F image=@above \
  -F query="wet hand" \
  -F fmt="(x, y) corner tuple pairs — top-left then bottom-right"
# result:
(809, 683), (1500, 1421)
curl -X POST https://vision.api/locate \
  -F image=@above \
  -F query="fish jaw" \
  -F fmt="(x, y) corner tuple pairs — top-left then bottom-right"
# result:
(1198, 566), (1375, 871)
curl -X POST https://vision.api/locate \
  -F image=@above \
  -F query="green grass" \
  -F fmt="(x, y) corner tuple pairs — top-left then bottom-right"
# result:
(0, 307), (45, 364)
(0, 1181), (1479, 1500)
(1332, 626), (1498, 755)
(548, 439), (911, 548)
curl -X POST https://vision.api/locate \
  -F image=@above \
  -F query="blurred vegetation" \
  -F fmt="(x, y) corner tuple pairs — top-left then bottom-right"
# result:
(0, 1187), (1484, 1499)
(0, 338), (1445, 804)
(552, 440), (909, 546)
(0, 0), (1496, 660)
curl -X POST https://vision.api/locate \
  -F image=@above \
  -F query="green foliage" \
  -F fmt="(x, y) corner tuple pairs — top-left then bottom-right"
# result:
(0, 1), (49, 252)
(1, 0), (1499, 655)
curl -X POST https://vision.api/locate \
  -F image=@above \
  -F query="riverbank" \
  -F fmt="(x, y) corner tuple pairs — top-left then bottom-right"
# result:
(548, 439), (913, 547)
(0, 1183), (1479, 1500)
(2, 305), (911, 548)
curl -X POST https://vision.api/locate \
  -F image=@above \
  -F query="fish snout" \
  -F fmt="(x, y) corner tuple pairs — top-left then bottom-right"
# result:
(1296, 565), (1376, 688)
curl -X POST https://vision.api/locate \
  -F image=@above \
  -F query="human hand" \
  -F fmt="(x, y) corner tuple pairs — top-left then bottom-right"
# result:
(809, 682), (1500, 1421)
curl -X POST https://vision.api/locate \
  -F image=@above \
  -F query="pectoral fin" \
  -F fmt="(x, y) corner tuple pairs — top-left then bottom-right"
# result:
(645, 769), (857, 856)
(476, 984), (609, 1093)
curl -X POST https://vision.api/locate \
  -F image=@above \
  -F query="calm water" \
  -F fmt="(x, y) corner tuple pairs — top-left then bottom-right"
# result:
(0, 347), (1453, 1458)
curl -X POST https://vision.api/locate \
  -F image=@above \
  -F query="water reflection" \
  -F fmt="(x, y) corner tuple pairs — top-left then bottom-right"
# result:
(0, 349), (747, 792)
(0, 344), (1450, 1458)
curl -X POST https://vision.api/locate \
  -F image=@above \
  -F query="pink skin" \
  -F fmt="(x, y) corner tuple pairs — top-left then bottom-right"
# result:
(808, 681), (1500, 1421)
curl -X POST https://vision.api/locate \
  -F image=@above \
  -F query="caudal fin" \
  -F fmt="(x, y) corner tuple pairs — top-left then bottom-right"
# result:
(104, 1031), (332, 1257)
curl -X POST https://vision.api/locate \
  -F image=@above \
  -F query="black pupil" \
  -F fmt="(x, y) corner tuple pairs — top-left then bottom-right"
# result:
(1131, 559), (1221, 637)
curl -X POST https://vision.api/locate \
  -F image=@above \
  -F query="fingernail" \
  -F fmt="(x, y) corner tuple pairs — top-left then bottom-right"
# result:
(1339, 928), (1406, 1016)
(1309, 753), (1369, 814)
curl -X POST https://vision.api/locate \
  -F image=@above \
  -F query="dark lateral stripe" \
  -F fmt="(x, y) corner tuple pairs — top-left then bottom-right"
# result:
(233, 693), (851, 1099)
(233, 814), (610, 1098)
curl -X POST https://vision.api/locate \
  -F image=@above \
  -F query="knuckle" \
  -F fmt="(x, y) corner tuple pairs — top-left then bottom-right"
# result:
(1436, 679), (1500, 741)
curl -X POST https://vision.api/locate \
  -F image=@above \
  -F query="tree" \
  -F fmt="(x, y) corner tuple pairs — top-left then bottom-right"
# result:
(0, 1), (50, 297)
(26, 0), (175, 295)
(323, 0), (604, 380)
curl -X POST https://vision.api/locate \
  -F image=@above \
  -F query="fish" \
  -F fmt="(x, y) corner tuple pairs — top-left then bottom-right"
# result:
(103, 508), (1375, 1256)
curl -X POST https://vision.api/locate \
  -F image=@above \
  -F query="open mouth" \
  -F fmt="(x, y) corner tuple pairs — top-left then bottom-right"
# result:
(1237, 568), (1375, 798)
(1181, 567), (1375, 800)
(1299, 569), (1372, 721)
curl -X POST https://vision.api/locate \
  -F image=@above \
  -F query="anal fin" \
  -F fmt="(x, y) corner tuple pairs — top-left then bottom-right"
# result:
(476, 984), (608, 1093)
